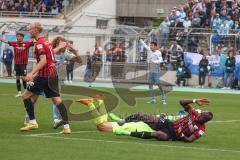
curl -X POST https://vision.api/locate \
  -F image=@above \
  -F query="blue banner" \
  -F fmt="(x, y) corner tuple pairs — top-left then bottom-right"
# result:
(184, 52), (240, 79)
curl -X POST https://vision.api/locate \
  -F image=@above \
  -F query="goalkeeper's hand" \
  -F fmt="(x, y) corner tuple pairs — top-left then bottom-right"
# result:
(196, 99), (210, 106)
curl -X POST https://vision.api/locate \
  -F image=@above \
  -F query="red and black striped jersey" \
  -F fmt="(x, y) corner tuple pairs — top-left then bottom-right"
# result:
(173, 108), (205, 139)
(34, 37), (57, 77)
(8, 41), (33, 64)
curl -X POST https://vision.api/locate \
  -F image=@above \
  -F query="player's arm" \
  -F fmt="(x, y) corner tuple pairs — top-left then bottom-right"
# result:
(0, 38), (9, 44)
(68, 43), (82, 63)
(180, 134), (197, 143)
(180, 99), (209, 111)
(54, 41), (67, 54)
(139, 39), (151, 51)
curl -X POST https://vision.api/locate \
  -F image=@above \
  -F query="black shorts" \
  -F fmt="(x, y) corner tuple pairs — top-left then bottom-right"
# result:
(156, 120), (176, 141)
(27, 76), (60, 98)
(14, 64), (27, 76)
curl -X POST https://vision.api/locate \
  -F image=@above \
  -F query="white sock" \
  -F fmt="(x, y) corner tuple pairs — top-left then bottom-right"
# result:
(64, 124), (70, 129)
(125, 132), (131, 136)
(29, 119), (37, 124)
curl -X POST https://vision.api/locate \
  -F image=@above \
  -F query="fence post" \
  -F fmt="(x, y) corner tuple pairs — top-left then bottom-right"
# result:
(210, 33), (213, 55)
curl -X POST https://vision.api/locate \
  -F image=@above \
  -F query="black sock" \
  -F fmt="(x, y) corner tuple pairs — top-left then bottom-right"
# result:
(16, 79), (21, 91)
(56, 103), (69, 125)
(130, 132), (153, 139)
(22, 80), (27, 89)
(23, 98), (35, 120)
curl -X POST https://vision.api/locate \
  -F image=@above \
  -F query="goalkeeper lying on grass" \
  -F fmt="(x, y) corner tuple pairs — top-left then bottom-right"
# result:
(76, 95), (213, 143)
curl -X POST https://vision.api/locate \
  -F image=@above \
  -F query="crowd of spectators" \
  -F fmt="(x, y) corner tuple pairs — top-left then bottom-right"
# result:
(0, 0), (69, 16)
(167, 0), (240, 32)
(158, 0), (240, 53)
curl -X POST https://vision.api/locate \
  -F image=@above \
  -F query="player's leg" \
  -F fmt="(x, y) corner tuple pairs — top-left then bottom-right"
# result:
(158, 85), (166, 105)
(148, 84), (156, 103)
(20, 90), (39, 131)
(76, 98), (114, 131)
(52, 104), (62, 129)
(131, 120), (175, 141)
(21, 64), (27, 90)
(129, 131), (169, 141)
(108, 113), (125, 124)
(114, 121), (155, 135)
(20, 77), (47, 131)
(76, 98), (154, 134)
(154, 72), (166, 105)
(15, 65), (22, 97)
(51, 97), (70, 134)
(148, 73), (156, 103)
(47, 75), (71, 133)
(90, 95), (108, 115)
(24, 94), (39, 125)
(76, 98), (108, 125)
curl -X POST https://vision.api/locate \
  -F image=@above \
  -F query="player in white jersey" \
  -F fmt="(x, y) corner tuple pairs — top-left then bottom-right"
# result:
(139, 39), (166, 105)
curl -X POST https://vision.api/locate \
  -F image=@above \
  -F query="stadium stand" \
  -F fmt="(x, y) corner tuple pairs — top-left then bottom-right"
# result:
(0, 0), (65, 16)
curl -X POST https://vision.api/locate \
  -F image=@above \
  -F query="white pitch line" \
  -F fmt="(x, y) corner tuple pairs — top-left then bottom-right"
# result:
(209, 120), (240, 123)
(26, 131), (97, 137)
(25, 134), (240, 154)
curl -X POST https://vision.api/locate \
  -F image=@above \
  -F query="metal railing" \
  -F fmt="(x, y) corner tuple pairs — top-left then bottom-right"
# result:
(152, 27), (240, 55)
(0, 11), (59, 18)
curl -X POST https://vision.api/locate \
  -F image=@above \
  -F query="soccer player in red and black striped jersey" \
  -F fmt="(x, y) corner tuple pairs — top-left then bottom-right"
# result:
(20, 22), (71, 134)
(122, 99), (213, 143)
(0, 33), (33, 97)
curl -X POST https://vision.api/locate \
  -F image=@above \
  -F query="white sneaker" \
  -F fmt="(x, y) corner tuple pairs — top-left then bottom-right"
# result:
(16, 91), (22, 97)
(69, 81), (73, 84)
(53, 119), (63, 129)
(221, 87), (227, 90)
(227, 87), (231, 90)
(147, 100), (156, 104)
(64, 81), (69, 84)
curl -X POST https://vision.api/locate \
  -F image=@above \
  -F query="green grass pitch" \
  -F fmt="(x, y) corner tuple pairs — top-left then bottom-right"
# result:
(0, 83), (240, 160)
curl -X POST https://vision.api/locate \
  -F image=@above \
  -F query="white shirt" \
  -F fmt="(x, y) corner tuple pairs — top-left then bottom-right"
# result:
(140, 39), (163, 73)
(183, 20), (192, 32)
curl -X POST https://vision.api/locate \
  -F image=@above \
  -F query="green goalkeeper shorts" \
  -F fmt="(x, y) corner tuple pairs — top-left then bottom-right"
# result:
(113, 121), (155, 133)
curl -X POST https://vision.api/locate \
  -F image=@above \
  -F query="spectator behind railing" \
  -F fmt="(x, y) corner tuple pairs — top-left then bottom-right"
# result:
(198, 54), (209, 88)
(159, 18), (171, 47)
(176, 60), (188, 87)
(164, 0), (240, 38)
(0, 0), (65, 17)
(222, 49), (236, 90)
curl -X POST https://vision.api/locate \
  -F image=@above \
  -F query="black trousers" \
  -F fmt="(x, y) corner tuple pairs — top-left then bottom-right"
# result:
(176, 76), (186, 86)
(199, 73), (206, 86)
(67, 70), (73, 81)
(4, 61), (12, 76)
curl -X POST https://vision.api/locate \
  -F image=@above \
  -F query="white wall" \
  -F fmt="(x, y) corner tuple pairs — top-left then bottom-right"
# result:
(68, 0), (117, 54)
(0, 0), (117, 54)
(0, 17), (65, 26)
(84, 0), (116, 19)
